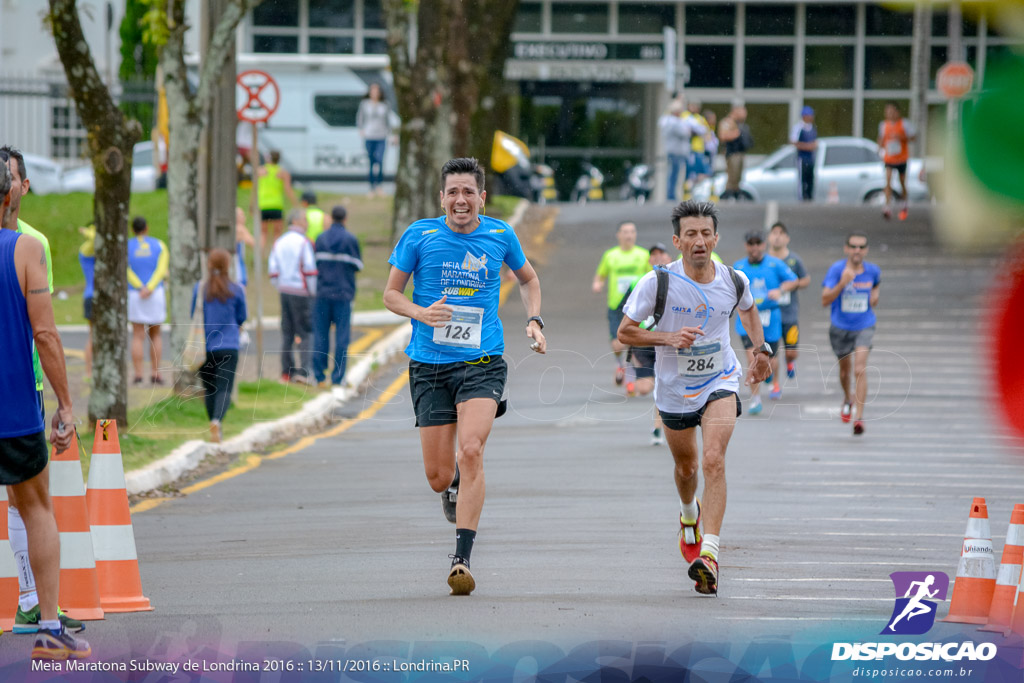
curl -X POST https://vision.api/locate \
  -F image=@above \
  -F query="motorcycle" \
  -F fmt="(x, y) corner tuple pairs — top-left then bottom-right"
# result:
(491, 131), (557, 203)
(571, 162), (604, 204)
(622, 163), (653, 204)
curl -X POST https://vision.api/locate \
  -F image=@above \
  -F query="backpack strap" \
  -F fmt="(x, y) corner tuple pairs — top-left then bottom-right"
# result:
(725, 264), (746, 316)
(651, 268), (670, 329)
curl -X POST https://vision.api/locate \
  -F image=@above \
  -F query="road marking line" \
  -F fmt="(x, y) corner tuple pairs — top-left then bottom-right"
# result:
(130, 370), (410, 514)
(728, 578), (890, 583)
(64, 349), (85, 360)
(348, 327), (385, 355)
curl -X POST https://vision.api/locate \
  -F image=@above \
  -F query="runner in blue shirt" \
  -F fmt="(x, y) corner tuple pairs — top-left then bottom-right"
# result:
(384, 157), (546, 596)
(822, 231), (881, 436)
(733, 230), (798, 414)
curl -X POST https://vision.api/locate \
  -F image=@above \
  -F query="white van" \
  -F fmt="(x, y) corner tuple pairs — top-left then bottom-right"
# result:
(236, 55), (399, 183)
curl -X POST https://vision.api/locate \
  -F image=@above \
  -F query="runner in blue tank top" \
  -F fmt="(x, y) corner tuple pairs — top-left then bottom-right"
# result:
(0, 160), (90, 659)
(384, 158), (546, 596)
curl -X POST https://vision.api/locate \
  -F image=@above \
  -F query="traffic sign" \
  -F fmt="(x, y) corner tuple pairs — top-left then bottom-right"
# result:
(236, 70), (280, 123)
(937, 61), (974, 99)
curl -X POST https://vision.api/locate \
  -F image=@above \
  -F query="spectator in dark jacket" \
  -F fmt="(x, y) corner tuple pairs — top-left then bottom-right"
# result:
(313, 205), (363, 386)
(191, 248), (248, 443)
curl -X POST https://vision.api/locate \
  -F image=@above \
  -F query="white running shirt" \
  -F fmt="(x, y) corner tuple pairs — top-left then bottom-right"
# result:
(623, 261), (754, 414)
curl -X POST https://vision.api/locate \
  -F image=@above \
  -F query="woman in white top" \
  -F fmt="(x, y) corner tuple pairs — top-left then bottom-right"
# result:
(356, 83), (391, 196)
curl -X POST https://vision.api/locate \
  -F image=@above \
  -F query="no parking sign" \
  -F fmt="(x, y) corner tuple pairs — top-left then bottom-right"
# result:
(236, 70), (280, 123)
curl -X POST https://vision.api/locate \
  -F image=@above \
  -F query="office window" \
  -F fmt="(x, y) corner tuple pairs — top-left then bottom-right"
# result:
(310, 36), (355, 54)
(685, 45), (734, 88)
(746, 103), (790, 154)
(865, 46), (912, 89)
(515, 3), (543, 33)
(364, 37), (388, 54)
(805, 4), (856, 36)
(685, 5), (734, 36)
(254, 35), (299, 53)
(619, 5), (675, 35)
(252, 4), (299, 27)
(745, 5), (795, 36)
(865, 6), (913, 37)
(310, 0), (354, 29)
(805, 46), (854, 90)
(745, 46), (794, 89)
(551, 3), (608, 34)
(804, 99), (853, 137)
(931, 11), (979, 38)
(364, 0), (385, 29)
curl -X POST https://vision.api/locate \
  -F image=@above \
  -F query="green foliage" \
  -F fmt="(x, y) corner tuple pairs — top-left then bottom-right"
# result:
(138, 0), (169, 47)
(119, 0), (159, 79)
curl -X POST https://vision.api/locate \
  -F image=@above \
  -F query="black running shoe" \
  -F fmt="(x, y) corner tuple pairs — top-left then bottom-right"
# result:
(31, 626), (91, 660)
(441, 462), (459, 524)
(447, 554), (475, 596)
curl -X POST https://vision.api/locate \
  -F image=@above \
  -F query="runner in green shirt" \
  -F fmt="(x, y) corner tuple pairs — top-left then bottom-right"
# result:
(592, 221), (651, 388)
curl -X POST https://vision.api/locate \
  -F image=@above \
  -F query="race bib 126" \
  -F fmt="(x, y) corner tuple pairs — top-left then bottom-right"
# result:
(433, 305), (484, 348)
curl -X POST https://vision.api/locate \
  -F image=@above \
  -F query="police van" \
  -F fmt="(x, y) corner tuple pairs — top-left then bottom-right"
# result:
(237, 54), (399, 183)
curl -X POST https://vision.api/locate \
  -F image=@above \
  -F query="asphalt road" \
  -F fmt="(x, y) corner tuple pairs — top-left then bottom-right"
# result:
(3, 201), (1021, 676)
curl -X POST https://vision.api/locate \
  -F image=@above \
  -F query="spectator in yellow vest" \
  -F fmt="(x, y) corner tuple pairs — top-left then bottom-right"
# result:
(302, 191), (326, 244)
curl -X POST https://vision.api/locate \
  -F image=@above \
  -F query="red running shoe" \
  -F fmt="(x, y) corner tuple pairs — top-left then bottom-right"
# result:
(840, 402), (853, 423)
(614, 366), (625, 386)
(678, 501), (703, 564)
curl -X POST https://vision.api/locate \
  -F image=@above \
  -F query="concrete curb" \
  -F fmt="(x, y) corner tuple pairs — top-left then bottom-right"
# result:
(58, 309), (405, 335)
(124, 322), (412, 495)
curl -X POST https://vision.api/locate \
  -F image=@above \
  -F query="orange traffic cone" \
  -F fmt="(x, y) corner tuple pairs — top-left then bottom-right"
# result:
(50, 429), (104, 621)
(86, 420), (152, 612)
(0, 488), (18, 632)
(1012, 554), (1024, 637)
(942, 497), (997, 624)
(827, 182), (840, 204)
(980, 504), (1024, 633)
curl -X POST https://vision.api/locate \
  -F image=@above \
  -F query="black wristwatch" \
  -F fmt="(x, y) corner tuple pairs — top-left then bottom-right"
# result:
(752, 342), (772, 356)
(527, 315), (545, 330)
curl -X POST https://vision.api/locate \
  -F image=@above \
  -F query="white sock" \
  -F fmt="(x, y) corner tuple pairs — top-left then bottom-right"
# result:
(39, 619), (60, 633)
(680, 500), (699, 524)
(702, 534), (720, 560)
(8, 506), (37, 603)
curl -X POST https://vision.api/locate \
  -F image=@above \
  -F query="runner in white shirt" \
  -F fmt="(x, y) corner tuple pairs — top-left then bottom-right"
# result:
(619, 200), (771, 596)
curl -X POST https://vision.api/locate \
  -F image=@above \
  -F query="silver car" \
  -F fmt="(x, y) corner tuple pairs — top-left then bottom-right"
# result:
(693, 136), (930, 204)
(62, 141), (159, 194)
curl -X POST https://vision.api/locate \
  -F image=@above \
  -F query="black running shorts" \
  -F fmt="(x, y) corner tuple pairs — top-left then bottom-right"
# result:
(260, 208), (283, 221)
(659, 389), (741, 432)
(409, 356), (508, 428)
(631, 346), (656, 379)
(0, 431), (48, 485)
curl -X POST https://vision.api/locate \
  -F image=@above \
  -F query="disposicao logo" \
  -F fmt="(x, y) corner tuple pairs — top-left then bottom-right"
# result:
(831, 571), (998, 663)
(884, 571), (948, 635)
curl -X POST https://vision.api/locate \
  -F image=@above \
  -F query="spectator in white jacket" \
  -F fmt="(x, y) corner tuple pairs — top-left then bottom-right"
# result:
(268, 209), (317, 382)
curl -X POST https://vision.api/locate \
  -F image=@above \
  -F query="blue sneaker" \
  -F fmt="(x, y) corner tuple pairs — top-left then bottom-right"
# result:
(748, 396), (763, 415)
(786, 362), (795, 379)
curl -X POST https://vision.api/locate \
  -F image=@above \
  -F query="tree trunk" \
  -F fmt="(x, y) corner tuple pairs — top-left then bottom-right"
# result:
(384, 0), (521, 244)
(49, 0), (140, 427)
(158, 0), (260, 392)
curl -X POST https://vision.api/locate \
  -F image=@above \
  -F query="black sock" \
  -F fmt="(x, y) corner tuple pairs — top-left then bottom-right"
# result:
(450, 462), (460, 489)
(455, 528), (476, 561)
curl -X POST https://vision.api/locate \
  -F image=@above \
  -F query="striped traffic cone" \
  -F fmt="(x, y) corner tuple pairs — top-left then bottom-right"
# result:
(1012, 556), (1024, 637)
(942, 497), (997, 624)
(0, 488), (17, 632)
(86, 420), (152, 612)
(50, 429), (104, 621)
(980, 504), (1024, 633)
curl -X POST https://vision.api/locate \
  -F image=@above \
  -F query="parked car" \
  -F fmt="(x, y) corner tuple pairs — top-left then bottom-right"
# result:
(692, 137), (930, 204)
(62, 141), (158, 194)
(21, 153), (66, 195)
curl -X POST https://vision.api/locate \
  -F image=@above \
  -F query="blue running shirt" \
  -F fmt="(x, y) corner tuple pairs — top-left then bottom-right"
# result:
(823, 260), (881, 330)
(389, 215), (527, 363)
(733, 255), (797, 343)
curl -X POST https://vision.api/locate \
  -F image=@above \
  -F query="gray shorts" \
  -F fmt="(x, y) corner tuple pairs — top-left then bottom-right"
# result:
(830, 325), (875, 358)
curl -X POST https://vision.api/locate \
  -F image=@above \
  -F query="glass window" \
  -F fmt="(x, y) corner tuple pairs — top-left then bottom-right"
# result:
(746, 103), (790, 154)
(252, 4), (298, 27)
(253, 34), (299, 53)
(805, 46), (854, 89)
(685, 45), (734, 88)
(804, 99), (853, 138)
(745, 5), (795, 36)
(862, 99), (910, 139)
(805, 4), (856, 36)
(364, 0), (385, 29)
(364, 37), (388, 54)
(824, 144), (876, 166)
(515, 3), (543, 33)
(866, 46), (912, 89)
(745, 46), (793, 89)
(931, 10), (979, 37)
(310, 36), (355, 54)
(685, 5), (734, 36)
(314, 95), (363, 127)
(865, 6), (913, 36)
(769, 148), (797, 171)
(619, 5), (674, 35)
(551, 3), (608, 34)
(309, 0), (354, 28)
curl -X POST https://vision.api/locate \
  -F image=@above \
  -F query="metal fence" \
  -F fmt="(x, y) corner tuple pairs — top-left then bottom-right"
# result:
(0, 71), (156, 165)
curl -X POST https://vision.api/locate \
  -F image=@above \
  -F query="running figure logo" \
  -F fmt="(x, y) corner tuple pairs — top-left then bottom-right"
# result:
(461, 252), (488, 278)
(883, 572), (949, 635)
